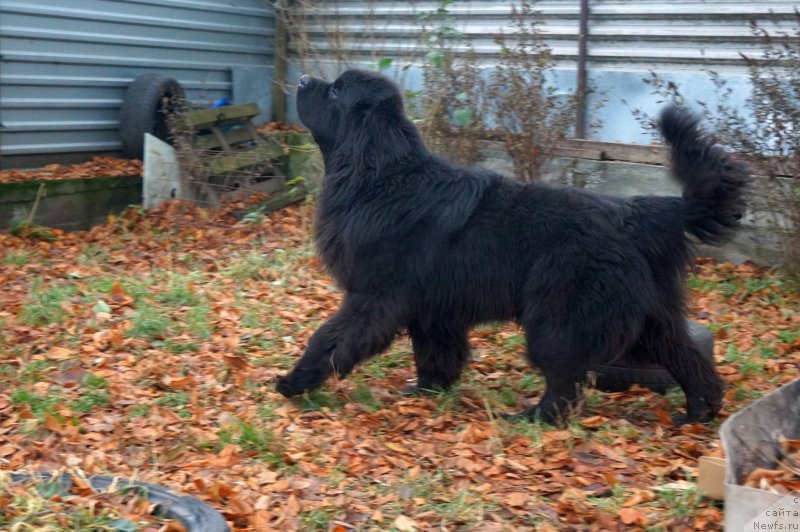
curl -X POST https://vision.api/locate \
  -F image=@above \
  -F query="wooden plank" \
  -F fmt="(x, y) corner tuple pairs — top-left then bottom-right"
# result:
(192, 127), (257, 152)
(564, 139), (668, 165)
(548, 145), (604, 161)
(208, 142), (284, 175)
(233, 183), (307, 220)
(178, 103), (261, 129)
(209, 125), (232, 151)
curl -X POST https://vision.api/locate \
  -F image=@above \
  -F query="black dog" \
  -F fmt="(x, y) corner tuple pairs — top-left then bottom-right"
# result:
(277, 69), (749, 425)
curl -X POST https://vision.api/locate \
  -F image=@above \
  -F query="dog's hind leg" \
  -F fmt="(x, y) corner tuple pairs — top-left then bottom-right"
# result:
(276, 294), (403, 397)
(638, 319), (724, 424)
(408, 321), (470, 392)
(507, 325), (597, 426)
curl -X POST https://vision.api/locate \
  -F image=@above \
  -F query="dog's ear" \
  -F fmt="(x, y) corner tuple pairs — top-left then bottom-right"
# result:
(340, 93), (420, 172)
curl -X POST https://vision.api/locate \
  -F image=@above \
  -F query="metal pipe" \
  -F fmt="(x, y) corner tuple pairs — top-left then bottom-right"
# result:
(575, 0), (589, 139)
(272, 0), (289, 122)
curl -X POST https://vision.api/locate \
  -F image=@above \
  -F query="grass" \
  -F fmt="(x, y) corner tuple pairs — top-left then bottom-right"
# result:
(129, 305), (171, 339)
(18, 280), (77, 326)
(349, 381), (384, 411)
(222, 250), (273, 281)
(421, 488), (493, 527)
(652, 486), (702, 518)
(300, 389), (345, 412)
(1, 250), (32, 266)
(299, 508), (333, 531)
(127, 404), (151, 418)
(2, 202), (796, 530)
(155, 274), (203, 307)
(362, 347), (414, 378)
(20, 360), (52, 384)
(156, 391), (190, 409)
(72, 389), (110, 413)
(10, 389), (61, 418)
(217, 419), (288, 469)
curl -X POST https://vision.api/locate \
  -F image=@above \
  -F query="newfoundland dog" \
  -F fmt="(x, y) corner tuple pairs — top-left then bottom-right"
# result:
(276, 69), (749, 425)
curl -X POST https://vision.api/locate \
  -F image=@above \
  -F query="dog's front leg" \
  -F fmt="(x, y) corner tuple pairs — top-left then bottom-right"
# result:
(276, 294), (403, 397)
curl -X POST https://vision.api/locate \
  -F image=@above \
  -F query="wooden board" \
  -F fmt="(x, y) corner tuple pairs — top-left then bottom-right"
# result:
(192, 127), (257, 152)
(177, 103), (261, 129)
(208, 143), (284, 175)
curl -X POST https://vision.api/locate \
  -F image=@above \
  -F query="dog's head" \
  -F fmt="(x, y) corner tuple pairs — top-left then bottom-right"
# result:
(296, 69), (423, 171)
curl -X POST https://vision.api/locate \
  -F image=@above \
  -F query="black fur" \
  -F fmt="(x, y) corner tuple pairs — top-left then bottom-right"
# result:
(276, 69), (750, 425)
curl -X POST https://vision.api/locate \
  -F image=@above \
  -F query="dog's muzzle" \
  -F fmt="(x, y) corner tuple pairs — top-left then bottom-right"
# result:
(299, 74), (311, 88)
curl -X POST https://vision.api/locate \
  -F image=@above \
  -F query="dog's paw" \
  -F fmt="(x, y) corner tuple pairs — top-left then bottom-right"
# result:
(500, 411), (530, 423)
(275, 374), (305, 397)
(671, 408), (718, 427)
(501, 406), (564, 427)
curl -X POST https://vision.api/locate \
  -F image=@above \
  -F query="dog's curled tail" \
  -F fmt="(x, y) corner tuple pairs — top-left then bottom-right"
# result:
(659, 105), (750, 245)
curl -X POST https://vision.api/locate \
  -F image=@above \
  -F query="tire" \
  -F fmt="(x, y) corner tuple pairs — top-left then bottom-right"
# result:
(119, 73), (185, 159)
(588, 320), (715, 394)
(10, 473), (228, 532)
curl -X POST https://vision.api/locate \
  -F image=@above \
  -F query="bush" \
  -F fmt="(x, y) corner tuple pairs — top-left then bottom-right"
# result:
(630, 11), (799, 275)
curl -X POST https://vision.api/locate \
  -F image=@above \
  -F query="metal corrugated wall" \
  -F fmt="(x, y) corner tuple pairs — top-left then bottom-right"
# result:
(287, 0), (796, 143)
(0, 0), (275, 168)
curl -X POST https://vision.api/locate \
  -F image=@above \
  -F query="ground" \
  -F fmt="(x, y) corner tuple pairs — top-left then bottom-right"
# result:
(0, 199), (798, 531)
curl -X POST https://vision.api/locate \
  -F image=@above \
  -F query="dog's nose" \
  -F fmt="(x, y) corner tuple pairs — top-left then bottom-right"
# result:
(299, 75), (311, 87)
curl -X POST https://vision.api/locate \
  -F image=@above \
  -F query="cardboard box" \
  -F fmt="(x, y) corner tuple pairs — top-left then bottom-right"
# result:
(697, 455), (726, 501)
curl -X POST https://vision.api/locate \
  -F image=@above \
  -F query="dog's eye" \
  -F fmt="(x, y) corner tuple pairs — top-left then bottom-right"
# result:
(328, 87), (337, 100)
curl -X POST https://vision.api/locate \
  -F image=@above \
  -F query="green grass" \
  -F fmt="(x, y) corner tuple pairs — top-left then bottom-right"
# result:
(71, 390), (110, 413)
(651, 486), (702, 518)
(155, 275), (203, 307)
(217, 419), (286, 468)
(156, 391), (190, 409)
(20, 360), (52, 384)
(70, 375), (111, 413)
(19, 280), (77, 326)
(127, 404), (151, 418)
(83, 374), (109, 389)
(686, 275), (718, 292)
(691, 274), (793, 304)
(422, 488), (494, 527)
(777, 328), (800, 345)
(10, 389), (61, 418)
(362, 348), (413, 378)
(349, 381), (384, 411)
(222, 250), (272, 282)
(300, 389), (345, 412)
(77, 245), (109, 266)
(519, 373), (542, 394)
(732, 383), (765, 402)
(1, 250), (32, 266)
(500, 417), (546, 446)
(298, 508), (332, 531)
(179, 305), (212, 340)
(129, 305), (171, 339)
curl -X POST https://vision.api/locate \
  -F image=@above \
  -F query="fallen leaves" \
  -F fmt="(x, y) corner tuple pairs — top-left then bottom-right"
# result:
(743, 436), (800, 493)
(0, 202), (798, 530)
(618, 507), (649, 525)
(0, 156), (142, 183)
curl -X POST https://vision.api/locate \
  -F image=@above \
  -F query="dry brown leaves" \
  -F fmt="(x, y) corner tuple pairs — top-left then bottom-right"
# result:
(743, 437), (800, 494)
(0, 156), (142, 183)
(0, 201), (798, 530)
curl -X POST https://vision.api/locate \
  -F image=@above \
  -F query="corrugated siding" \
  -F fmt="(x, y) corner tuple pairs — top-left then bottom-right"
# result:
(289, 0), (797, 143)
(0, 0), (275, 164)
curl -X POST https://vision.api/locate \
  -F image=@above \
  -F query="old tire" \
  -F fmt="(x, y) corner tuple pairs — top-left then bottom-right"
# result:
(10, 473), (228, 532)
(119, 73), (185, 159)
(588, 321), (715, 394)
